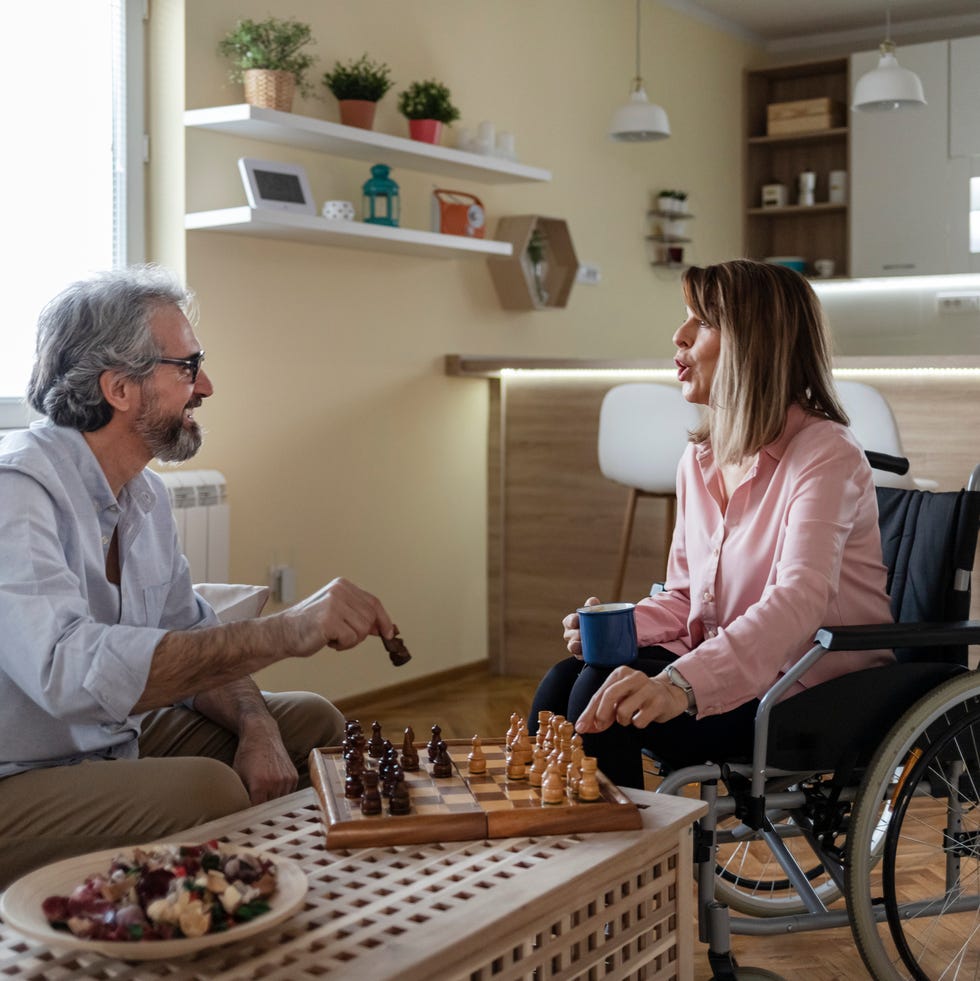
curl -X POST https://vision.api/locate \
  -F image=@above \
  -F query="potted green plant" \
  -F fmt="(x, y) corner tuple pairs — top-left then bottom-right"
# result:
(218, 17), (317, 113)
(526, 228), (549, 306)
(396, 78), (461, 144)
(322, 53), (394, 130)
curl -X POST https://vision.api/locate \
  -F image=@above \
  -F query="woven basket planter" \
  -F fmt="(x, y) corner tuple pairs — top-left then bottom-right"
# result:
(243, 69), (296, 111)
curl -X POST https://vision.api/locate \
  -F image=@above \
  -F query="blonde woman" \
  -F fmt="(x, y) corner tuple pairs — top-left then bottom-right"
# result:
(531, 260), (894, 788)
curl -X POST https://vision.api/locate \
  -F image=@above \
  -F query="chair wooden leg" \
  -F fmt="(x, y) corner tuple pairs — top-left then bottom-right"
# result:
(611, 488), (638, 603)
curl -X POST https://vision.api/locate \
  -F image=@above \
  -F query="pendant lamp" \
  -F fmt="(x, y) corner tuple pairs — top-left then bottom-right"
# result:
(852, 4), (926, 111)
(609, 0), (670, 141)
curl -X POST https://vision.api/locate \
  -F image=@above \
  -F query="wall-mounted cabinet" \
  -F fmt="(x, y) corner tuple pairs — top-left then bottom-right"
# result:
(744, 59), (849, 278)
(850, 40), (970, 277)
(184, 104), (552, 259)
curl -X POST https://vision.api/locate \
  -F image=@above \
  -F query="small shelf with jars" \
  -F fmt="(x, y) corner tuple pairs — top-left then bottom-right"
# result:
(647, 190), (693, 268)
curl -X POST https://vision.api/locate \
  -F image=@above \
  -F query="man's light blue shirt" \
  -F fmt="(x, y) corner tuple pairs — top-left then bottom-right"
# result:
(0, 420), (216, 779)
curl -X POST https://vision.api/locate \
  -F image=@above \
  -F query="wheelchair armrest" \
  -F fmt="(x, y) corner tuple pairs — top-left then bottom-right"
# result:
(815, 620), (980, 651)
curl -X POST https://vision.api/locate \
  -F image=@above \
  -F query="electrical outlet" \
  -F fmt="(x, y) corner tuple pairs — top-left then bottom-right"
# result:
(575, 264), (601, 285)
(269, 564), (296, 604)
(936, 292), (980, 314)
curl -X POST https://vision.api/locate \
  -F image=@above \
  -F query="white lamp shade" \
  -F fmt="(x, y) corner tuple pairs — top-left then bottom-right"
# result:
(609, 88), (671, 141)
(852, 50), (927, 111)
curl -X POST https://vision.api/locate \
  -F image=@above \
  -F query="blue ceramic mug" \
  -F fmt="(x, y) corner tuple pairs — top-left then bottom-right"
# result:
(578, 602), (638, 667)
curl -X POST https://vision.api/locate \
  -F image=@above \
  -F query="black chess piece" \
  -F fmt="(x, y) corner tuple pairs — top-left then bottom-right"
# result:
(368, 721), (385, 759)
(427, 725), (442, 762)
(360, 769), (382, 815)
(344, 754), (364, 800)
(401, 726), (420, 771)
(388, 773), (411, 815)
(384, 761), (403, 798)
(432, 740), (453, 778)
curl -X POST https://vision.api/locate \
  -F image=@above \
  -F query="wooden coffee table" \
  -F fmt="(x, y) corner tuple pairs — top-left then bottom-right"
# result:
(0, 786), (705, 980)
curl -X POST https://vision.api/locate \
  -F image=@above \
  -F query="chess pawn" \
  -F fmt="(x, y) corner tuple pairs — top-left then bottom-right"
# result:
(506, 753), (527, 781)
(388, 773), (411, 815)
(578, 757), (602, 802)
(528, 746), (547, 787)
(541, 763), (565, 805)
(468, 735), (487, 775)
(565, 759), (579, 798)
(427, 725), (443, 762)
(432, 740), (453, 778)
(401, 727), (420, 771)
(360, 769), (383, 815)
(344, 761), (364, 800)
(505, 712), (521, 751)
(384, 761), (403, 798)
(378, 741), (395, 780)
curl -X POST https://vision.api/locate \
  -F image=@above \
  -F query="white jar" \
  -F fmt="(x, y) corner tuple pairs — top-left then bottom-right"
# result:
(829, 170), (847, 204)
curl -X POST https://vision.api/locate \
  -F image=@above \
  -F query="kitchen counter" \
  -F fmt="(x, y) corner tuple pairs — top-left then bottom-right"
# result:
(446, 354), (980, 676)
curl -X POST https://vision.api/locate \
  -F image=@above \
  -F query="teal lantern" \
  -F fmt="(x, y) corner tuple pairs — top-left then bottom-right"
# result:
(362, 163), (400, 227)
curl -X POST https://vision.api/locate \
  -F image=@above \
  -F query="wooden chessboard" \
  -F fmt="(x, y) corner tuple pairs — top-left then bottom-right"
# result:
(309, 739), (643, 849)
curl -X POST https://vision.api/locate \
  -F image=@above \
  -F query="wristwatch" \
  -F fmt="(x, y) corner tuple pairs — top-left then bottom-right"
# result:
(663, 664), (698, 716)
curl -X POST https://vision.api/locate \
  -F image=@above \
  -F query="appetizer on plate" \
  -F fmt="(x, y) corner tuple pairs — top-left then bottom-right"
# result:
(41, 840), (277, 942)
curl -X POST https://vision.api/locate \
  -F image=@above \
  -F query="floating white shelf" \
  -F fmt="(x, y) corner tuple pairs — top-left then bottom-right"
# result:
(184, 104), (552, 185)
(185, 207), (514, 259)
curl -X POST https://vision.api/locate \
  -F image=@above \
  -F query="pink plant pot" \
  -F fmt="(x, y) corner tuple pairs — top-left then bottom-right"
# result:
(408, 119), (443, 144)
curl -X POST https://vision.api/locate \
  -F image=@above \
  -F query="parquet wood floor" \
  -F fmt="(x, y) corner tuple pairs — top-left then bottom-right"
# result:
(336, 667), (870, 981)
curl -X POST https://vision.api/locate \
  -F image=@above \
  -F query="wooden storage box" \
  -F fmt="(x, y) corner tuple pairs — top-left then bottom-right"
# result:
(766, 97), (843, 136)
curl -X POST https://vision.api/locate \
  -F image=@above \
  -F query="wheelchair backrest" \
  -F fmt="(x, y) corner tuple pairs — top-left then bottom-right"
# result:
(876, 481), (980, 665)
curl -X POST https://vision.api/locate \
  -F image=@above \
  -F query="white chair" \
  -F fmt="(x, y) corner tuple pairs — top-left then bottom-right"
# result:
(598, 383), (702, 601)
(835, 380), (937, 489)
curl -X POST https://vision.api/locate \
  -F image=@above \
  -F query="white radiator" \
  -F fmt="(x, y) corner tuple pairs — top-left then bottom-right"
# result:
(156, 469), (230, 582)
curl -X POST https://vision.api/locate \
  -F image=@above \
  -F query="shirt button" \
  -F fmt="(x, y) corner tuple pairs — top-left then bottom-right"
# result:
(703, 591), (713, 602)
(712, 548), (720, 557)
(101, 536), (109, 545)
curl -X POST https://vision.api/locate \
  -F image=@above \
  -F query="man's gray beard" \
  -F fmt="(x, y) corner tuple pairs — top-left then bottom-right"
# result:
(135, 395), (203, 463)
(153, 420), (202, 462)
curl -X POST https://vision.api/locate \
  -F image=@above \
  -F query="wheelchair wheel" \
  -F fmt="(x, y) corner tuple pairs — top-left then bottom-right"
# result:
(845, 672), (980, 981)
(713, 806), (843, 915)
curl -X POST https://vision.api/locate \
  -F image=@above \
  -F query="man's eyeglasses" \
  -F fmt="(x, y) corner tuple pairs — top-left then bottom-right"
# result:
(155, 350), (205, 383)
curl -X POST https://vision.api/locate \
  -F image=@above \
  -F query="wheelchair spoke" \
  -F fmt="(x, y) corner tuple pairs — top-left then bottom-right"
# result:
(847, 674), (980, 981)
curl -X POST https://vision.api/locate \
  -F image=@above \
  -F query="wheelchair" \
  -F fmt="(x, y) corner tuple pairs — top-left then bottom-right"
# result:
(649, 452), (980, 980)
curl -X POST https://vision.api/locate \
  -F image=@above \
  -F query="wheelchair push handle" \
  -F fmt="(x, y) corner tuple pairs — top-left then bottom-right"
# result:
(864, 450), (909, 475)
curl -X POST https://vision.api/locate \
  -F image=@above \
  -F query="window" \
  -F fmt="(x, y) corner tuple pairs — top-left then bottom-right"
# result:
(0, 0), (144, 429)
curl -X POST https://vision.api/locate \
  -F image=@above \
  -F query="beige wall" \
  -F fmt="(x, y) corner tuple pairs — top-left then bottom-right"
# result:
(147, 1), (759, 700)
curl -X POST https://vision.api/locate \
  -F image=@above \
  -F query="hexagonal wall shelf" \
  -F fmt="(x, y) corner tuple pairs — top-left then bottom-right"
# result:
(487, 215), (579, 310)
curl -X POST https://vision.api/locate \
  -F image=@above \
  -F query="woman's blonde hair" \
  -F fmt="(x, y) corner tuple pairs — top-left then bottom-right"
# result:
(682, 259), (847, 464)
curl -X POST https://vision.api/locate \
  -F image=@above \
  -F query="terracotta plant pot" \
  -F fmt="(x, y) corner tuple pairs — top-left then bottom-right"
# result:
(408, 118), (443, 144)
(338, 99), (378, 130)
(243, 69), (295, 112)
